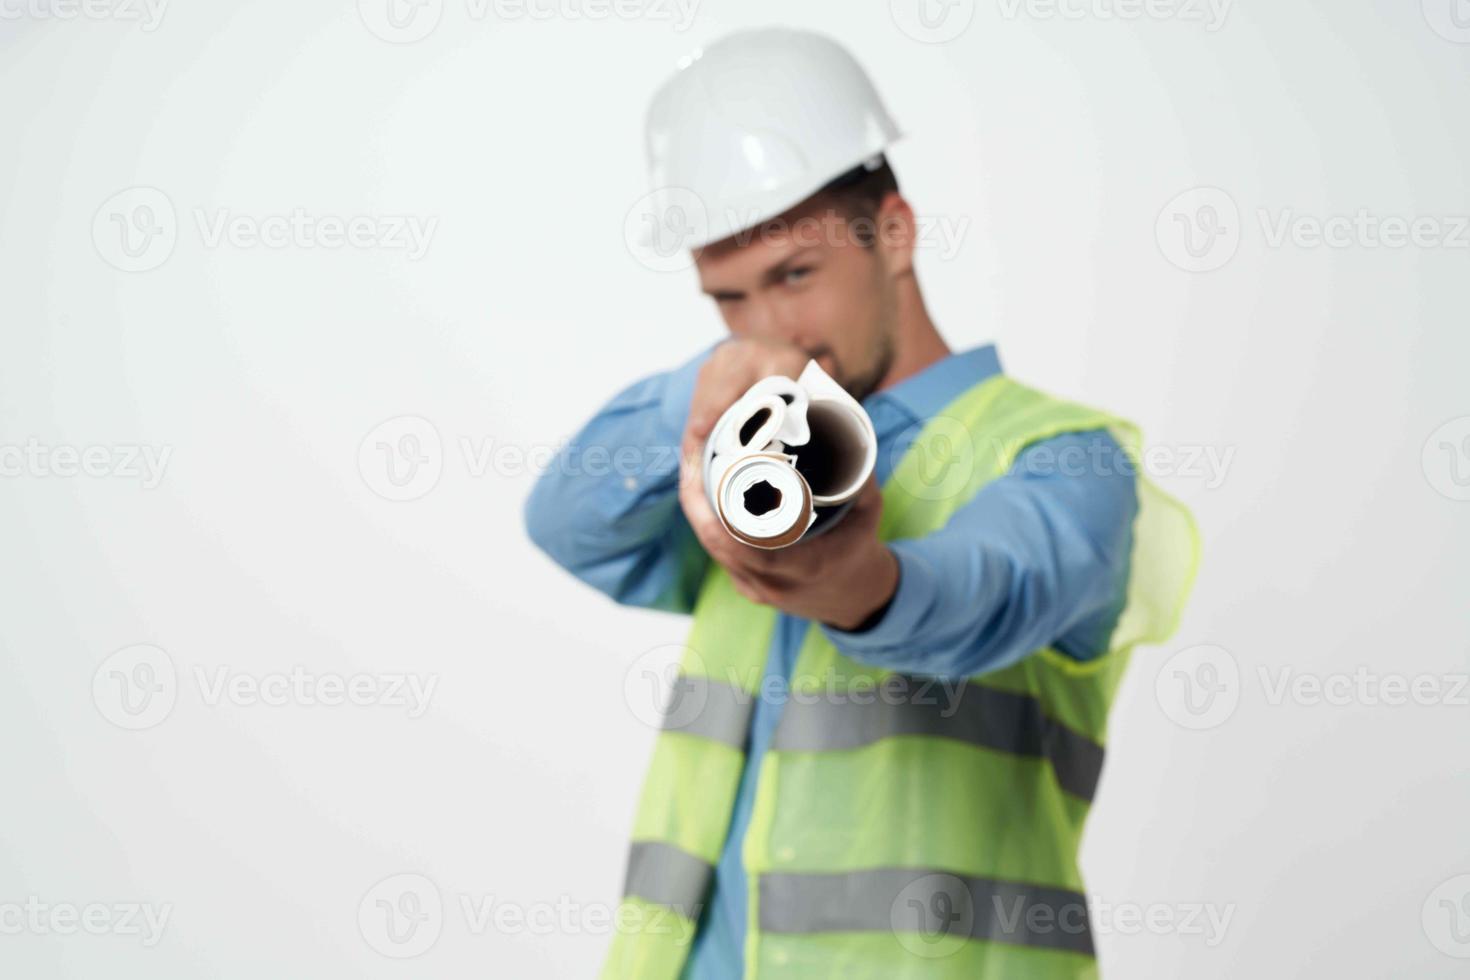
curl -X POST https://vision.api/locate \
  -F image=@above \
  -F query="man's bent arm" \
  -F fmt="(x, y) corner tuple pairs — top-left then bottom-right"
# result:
(822, 429), (1138, 678)
(524, 346), (714, 613)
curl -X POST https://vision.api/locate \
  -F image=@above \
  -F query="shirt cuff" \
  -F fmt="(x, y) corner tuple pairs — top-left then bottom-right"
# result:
(819, 541), (938, 668)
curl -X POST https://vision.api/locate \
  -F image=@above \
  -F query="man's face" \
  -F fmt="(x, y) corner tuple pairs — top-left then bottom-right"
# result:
(693, 197), (900, 402)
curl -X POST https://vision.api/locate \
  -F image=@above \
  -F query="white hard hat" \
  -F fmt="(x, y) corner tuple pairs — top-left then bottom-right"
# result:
(643, 28), (902, 252)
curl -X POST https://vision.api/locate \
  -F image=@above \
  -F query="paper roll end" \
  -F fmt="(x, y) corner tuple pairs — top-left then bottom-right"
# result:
(713, 454), (815, 550)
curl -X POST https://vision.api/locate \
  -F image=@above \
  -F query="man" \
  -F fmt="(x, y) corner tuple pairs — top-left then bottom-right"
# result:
(525, 28), (1198, 980)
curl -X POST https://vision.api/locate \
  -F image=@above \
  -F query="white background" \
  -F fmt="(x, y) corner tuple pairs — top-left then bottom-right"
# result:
(2, 0), (1468, 976)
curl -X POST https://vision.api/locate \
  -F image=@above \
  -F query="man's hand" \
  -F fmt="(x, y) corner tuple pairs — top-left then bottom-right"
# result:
(680, 337), (812, 468)
(679, 471), (899, 630)
(677, 337), (897, 628)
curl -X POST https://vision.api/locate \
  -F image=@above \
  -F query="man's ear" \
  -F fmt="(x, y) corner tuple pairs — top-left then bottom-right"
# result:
(874, 190), (917, 277)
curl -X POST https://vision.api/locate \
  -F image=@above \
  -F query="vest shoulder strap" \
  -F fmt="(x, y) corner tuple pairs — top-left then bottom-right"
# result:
(881, 374), (1132, 539)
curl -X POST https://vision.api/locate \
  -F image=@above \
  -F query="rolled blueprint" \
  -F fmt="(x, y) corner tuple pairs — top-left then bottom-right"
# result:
(702, 360), (878, 549)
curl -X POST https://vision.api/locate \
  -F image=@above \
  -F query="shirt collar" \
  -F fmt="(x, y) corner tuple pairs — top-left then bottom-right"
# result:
(862, 343), (1002, 422)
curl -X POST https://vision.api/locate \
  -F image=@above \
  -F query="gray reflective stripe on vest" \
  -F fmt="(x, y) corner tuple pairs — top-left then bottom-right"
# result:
(759, 868), (1094, 957)
(771, 675), (1105, 802)
(661, 673), (755, 750)
(623, 841), (713, 919)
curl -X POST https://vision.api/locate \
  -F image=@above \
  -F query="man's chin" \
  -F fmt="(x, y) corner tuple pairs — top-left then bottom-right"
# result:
(806, 347), (883, 402)
(845, 353), (892, 404)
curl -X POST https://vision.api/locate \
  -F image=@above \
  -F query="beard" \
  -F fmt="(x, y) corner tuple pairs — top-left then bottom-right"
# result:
(803, 324), (894, 404)
(840, 329), (895, 404)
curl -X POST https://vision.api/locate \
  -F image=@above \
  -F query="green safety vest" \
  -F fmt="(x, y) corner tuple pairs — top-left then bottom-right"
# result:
(602, 374), (1201, 980)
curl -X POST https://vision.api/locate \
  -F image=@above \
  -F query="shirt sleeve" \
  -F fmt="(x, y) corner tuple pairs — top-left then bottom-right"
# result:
(820, 428), (1137, 679)
(522, 345), (715, 613)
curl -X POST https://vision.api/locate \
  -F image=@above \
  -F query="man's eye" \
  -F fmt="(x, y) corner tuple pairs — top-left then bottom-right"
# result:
(783, 267), (813, 286)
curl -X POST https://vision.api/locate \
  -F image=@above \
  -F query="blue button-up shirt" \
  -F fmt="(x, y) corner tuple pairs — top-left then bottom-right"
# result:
(524, 344), (1136, 980)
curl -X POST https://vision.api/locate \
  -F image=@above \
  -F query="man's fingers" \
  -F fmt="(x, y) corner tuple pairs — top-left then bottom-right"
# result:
(683, 337), (814, 462)
(679, 462), (722, 544)
(728, 571), (767, 605)
(680, 467), (761, 577)
(728, 565), (795, 606)
(731, 541), (784, 574)
(680, 466), (807, 586)
(679, 450), (705, 499)
(681, 406), (724, 465)
(684, 371), (743, 440)
(685, 400), (725, 442)
(681, 417), (707, 462)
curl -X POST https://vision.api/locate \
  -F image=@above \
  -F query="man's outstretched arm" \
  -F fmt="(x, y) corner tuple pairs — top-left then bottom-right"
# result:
(822, 429), (1138, 677)
(523, 347), (714, 613)
(678, 427), (1137, 677)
